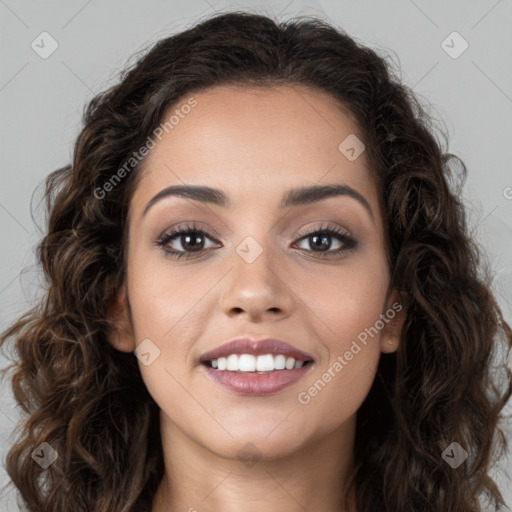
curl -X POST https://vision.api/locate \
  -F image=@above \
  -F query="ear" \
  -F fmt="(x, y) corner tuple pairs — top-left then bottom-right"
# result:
(106, 286), (136, 353)
(379, 289), (407, 354)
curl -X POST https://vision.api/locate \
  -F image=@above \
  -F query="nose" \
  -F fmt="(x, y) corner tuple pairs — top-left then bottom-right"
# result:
(221, 238), (294, 322)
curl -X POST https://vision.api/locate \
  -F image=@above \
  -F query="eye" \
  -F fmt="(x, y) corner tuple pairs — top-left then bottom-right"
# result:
(154, 222), (358, 260)
(293, 223), (357, 258)
(155, 222), (221, 259)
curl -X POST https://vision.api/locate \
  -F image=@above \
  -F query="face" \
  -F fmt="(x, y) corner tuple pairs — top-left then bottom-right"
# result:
(109, 84), (405, 460)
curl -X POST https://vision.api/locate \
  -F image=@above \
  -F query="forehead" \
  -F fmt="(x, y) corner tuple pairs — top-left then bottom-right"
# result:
(131, 84), (378, 216)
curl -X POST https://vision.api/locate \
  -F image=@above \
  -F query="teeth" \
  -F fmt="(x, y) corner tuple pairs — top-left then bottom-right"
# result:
(239, 354), (256, 372)
(274, 354), (286, 370)
(257, 354), (274, 371)
(226, 354), (239, 371)
(209, 354), (309, 372)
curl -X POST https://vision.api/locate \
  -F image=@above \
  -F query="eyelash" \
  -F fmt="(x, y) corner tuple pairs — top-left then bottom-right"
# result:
(154, 222), (358, 260)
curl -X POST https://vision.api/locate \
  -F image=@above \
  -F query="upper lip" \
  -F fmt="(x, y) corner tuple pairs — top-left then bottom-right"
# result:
(199, 336), (314, 363)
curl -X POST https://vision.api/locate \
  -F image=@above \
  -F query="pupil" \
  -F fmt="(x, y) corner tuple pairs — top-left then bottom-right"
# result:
(183, 233), (203, 251)
(311, 234), (330, 251)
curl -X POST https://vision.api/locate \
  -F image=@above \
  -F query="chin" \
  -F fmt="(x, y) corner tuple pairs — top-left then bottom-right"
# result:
(195, 418), (316, 462)
(212, 437), (307, 464)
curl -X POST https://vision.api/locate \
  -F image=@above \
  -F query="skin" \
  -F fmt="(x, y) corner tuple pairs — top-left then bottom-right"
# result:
(108, 84), (406, 512)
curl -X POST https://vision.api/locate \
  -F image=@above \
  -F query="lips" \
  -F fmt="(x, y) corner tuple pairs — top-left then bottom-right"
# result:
(199, 336), (315, 396)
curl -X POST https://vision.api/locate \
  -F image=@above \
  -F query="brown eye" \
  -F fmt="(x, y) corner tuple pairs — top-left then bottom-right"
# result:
(177, 232), (206, 252)
(293, 225), (358, 258)
(155, 224), (220, 259)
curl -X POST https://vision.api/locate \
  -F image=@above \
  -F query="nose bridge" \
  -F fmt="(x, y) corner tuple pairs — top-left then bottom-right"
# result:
(231, 209), (275, 273)
(233, 232), (277, 289)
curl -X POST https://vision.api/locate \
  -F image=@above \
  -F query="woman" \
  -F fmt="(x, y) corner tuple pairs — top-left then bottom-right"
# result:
(1, 10), (511, 512)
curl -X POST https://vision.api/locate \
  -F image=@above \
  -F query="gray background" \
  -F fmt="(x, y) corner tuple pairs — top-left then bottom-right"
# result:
(1, 0), (511, 509)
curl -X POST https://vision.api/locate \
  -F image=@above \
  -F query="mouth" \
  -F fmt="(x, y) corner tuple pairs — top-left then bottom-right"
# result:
(199, 337), (315, 395)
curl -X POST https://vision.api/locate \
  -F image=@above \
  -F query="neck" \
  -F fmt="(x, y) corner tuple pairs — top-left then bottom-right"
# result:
(151, 411), (358, 512)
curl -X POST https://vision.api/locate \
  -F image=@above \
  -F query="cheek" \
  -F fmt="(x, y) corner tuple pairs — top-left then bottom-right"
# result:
(292, 246), (389, 346)
(126, 246), (217, 342)
(291, 251), (388, 422)
(126, 260), (218, 432)
(124, 247), (219, 409)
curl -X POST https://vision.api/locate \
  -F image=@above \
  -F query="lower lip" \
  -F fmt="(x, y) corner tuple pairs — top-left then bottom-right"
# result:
(202, 363), (312, 396)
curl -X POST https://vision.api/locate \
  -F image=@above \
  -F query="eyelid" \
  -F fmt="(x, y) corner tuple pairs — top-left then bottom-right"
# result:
(156, 221), (352, 246)
(157, 220), (222, 241)
(295, 221), (354, 239)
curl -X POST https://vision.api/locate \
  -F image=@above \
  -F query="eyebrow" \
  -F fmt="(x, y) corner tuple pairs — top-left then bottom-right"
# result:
(142, 183), (374, 222)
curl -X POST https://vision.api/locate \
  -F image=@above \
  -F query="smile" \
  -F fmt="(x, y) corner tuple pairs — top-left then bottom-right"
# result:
(199, 336), (315, 395)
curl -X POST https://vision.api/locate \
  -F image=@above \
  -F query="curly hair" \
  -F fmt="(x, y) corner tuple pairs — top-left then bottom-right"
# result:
(1, 10), (511, 512)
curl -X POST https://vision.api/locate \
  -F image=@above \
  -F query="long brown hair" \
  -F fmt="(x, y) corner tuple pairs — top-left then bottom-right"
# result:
(1, 11), (511, 512)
